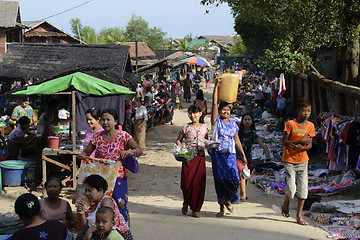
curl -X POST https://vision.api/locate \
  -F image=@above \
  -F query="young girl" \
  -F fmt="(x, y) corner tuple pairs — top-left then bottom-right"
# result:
(236, 113), (270, 201)
(210, 78), (247, 217)
(176, 105), (208, 218)
(83, 107), (103, 157)
(12, 193), (73, 240)
(193, 90), (207, 123)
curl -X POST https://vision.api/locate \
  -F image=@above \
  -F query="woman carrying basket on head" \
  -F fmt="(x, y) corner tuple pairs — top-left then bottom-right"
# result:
(176, 105), (208, 218)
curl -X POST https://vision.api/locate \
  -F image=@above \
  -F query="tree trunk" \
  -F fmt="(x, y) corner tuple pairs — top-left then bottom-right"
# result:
(341, 31), (359, 86)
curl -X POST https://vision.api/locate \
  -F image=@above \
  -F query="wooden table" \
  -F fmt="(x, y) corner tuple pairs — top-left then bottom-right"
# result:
(42, 147), (82, 189)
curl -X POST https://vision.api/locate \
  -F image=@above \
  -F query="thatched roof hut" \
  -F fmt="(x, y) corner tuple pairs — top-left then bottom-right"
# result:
(122, 42), (155, 59)
(0, 43), (138, 89)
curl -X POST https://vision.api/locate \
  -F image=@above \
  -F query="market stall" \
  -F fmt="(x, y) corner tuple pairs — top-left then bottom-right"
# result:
(12, 72), (134, 188)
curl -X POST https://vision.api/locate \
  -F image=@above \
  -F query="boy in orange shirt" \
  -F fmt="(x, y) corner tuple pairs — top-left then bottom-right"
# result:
(281, 97), (315, 225)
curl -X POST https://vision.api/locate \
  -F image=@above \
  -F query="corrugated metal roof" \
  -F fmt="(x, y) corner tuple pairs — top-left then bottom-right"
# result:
(0, 1), (20, 28)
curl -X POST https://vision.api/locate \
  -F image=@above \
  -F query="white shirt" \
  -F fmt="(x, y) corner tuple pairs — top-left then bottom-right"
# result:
(135, 105), (148, 121)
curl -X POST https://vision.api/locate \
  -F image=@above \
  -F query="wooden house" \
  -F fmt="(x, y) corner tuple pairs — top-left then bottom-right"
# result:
(0, 1), (24, 55)
(23, 21), (82, 44)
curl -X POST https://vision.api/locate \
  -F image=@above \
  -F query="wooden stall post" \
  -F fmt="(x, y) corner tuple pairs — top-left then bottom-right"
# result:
(71, 90), (77, 188)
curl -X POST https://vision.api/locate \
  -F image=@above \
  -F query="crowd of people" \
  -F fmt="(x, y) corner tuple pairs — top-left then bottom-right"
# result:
(174, 63), (314, 228)
(6, 61), (317, 240)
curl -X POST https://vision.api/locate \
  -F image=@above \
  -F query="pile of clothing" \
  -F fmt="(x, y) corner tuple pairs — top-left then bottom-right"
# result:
(305, 201), (360, 239)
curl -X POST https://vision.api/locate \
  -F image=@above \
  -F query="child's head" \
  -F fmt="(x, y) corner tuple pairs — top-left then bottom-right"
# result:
(196, 89), (204, 100)
(15, 193), (41, 223)
(188, 105), (202, 123)
(274, 110), (281, 118)
(18, 116), (30, 128)
(296, 97), (311, 121)
(96, 207), (115, 235)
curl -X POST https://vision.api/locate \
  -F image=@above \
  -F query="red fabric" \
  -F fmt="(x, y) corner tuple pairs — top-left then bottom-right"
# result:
(181, 155), (206, 212)
(236, 158), (252, 178)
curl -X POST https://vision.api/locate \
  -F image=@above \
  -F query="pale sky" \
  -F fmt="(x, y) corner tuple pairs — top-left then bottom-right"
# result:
(15, 0), (236, 39)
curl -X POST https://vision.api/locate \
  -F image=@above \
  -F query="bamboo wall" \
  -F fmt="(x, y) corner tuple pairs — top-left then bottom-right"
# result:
(287, 72), (360, 118)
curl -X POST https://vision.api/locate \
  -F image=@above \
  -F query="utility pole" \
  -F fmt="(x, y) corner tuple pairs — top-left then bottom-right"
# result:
(76, 23), (82, 43)
(135, 30), (138, 74)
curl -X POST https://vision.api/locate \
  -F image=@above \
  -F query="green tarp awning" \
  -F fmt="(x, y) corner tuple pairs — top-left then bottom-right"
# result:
(13, 72), (134, 96)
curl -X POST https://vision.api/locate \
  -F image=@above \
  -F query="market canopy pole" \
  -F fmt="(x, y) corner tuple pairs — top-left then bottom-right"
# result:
(72, 90), (76, 152)
(71, 90), (77, 187)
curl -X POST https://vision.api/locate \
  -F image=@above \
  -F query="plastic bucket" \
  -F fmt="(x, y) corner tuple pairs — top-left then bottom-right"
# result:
(48, 136), (60, 149)
(0, 160), (29, 186)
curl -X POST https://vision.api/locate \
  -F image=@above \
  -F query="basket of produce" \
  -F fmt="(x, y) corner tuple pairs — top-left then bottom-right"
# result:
(173, 145), (196, 162)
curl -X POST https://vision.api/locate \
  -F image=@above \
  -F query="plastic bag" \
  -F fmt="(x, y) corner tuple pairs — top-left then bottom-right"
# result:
(241, 165), (251, 179)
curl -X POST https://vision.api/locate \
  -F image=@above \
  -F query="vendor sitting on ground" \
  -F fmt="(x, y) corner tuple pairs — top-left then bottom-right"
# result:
(267, 111), (284, 132)
(252, 102), (263, 121)
(11, 97), (37, 126)
(7, 116), (37, 157)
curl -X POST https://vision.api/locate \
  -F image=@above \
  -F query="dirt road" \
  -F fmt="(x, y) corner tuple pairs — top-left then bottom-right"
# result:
(128, 86), (329, 240)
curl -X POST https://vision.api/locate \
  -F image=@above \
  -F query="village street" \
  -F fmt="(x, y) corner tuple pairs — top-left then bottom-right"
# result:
(127, 86), (329, 240)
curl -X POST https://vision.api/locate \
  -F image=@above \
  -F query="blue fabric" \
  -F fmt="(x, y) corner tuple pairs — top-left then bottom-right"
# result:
(210, 150), (240, 204)
(112, 177), (129, 222)
(337, 141), (346, 165)
(214, 117), (239, 153)
(253, 106), (262, 120)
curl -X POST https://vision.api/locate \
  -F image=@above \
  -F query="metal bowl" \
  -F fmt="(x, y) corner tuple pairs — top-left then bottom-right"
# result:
(205, 140), (220, 150)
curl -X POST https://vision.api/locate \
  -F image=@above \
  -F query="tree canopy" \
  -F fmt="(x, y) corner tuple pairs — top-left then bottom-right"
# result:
(201, 0), (360, 85)
(69, 15), (167, 50)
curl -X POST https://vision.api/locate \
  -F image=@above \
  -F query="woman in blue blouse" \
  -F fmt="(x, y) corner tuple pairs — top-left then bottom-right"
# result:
(210, 77), (247, 217)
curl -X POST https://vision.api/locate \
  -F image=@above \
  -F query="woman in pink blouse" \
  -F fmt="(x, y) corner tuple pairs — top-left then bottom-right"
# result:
(176, 105), (208, 218)
(81, 108), (142, 224)
(83, 107), (103, 157)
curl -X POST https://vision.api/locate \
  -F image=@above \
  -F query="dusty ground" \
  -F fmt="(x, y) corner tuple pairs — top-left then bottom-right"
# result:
(0, 86), (333, 239)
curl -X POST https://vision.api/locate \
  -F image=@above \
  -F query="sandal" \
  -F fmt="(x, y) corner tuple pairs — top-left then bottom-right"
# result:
(281, 205), (290, 218)
(225, 202), (234, 213)
(240, 196), (247, 202)
(181, 204), (188, 215)
(192, 211), (202, 218)
(216, 211), (225, 217)
(296, 218), (309, 225)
